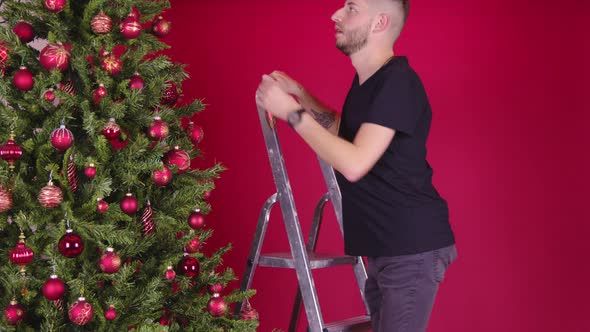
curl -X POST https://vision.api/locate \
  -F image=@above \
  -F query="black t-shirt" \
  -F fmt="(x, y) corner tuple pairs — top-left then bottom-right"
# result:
(337, 56), (455, 257)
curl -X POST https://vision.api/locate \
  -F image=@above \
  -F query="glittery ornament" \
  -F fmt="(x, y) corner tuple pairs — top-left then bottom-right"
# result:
(161, 81), (179, 105)
(43, 0), (67, 13)
(50, 124), (74, 151)
(152, 165), (172, 187)
(67, 155), (77, 192)
(239, 300), (259, 321)
(187, 122), (204, 145)
(208, 283), (223, 295)
(68, 297), (93, 325)
(92, 83), (107, 104)
(120, 16), (142, 39)
(164, 146), (190, 173)
(0, 187), (12, 212)
(91, 10), (112, 34)
(0, 42), (10, 73)
(101, 52), (122, 76)
(141, 200), (155, 236)
(207, 293), (227, 317)
(152, 16), (171, 37)
(184, 236), (200, 254)
(38, 180), (63, 208)
(99, 247), (121, 274)
(58, 80), (75, 95)
(3, 299), (25, 325)
(147, 117), (169, 141)
(39, 43), (70, 71)
(101, 118), (120, 139)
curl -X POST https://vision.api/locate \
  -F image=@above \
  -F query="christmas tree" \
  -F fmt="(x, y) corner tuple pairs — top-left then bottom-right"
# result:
(0, 0), (257, 330)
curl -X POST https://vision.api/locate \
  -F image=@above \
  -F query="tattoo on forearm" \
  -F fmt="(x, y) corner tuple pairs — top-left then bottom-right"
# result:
(309, 108), (336, 129)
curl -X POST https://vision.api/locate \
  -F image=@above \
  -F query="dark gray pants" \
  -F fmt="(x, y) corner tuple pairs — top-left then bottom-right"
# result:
(365, 245), (457, 332)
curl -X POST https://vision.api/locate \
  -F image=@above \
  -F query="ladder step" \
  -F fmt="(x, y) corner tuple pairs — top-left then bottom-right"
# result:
(258, 252), (357, 269)
(321, 315), (372, 332)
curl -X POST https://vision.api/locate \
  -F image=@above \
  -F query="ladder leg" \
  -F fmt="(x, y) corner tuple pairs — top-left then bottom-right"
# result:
(234, 193), (278, 315)
(289, 193), (330, 332)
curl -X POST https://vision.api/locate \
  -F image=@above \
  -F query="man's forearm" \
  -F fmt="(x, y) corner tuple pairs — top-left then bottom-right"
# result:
(293, 86), (340, 134)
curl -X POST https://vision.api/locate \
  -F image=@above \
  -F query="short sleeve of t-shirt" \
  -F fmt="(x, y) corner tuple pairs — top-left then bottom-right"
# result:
(366, 70), (420, 135)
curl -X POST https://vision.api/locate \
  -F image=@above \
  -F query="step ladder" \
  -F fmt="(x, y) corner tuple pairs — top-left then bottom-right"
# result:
(234, 106), (372, 332)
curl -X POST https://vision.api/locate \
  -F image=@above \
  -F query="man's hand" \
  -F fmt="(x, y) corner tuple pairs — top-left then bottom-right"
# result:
(269, 70), (303, 97)
(256, 74), (301, 121)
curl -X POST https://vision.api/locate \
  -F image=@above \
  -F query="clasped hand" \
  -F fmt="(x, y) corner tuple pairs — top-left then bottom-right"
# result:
(256, 72), (301, 121)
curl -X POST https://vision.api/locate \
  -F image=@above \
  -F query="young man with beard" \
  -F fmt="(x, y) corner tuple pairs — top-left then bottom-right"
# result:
(256, 0), (457, 331)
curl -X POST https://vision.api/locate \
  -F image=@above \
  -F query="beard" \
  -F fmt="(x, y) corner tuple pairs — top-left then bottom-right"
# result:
(336, 23), (371, 56)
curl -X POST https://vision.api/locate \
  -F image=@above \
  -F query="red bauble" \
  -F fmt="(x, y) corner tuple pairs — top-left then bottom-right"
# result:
(0, 42), (9, 74)
(164, 146), (190, 173)
(164, 266), (176, 281)
(91, 10), (112, 34)
(129, 72), (144, 90)
(58, 229), (84, 258)
(84, 163), (97, 179)
(101, 53), (122, 76)
(152, 16), (171, 37)
(3, 300), (25, 325)
(187, 122), (204, 145)
(187, 209), (205, 230)
(38, 181), (63, 208)
(93, 83), (107, 104)
(9, 233), (34, 267)
(13, 66), (34, 91)
(161, 81), (179, 105)
(99, 247), (122, 274)
(13, 21), (35, 43)
(203, 190), (212, 200)
(44, 88), (56, 102)
(177, 254), (200, 278)
(50, 124), (74, 151)
(58, 80), (75, 95)
(0, 132), (23, 169)
(44, 0), (67, 13)
(147, 117), (169, 141)
(97, 198), (109, 213)
(152, 165), (172, 186)
(120, 16), (142, 39)
(120, 192), (138, 215)
(69, 297), (93, 325)
(208, 283), (223, 295)
(129, 6), (140, 19)
(41, 274), (66, 300)
(104, 305), (117, 321)
(159, 315), (171, 326)
(207, 294), (227, 317)
(0, 187), (12, 212)
(184, 237), (200, 254)
(40, 43), (70, 71)
(102, 118), (120, 139)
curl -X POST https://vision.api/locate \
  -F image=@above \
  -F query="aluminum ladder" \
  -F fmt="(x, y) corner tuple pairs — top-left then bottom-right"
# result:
(234, 106), (372, 332)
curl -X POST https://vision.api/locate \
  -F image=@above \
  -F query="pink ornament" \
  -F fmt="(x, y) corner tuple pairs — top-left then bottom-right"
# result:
(84, 163), (96, 179)
(97, 198), (109, 213)
(187, 209), (205, 230)
(44, 88), (56, 102)
(9, 233), (34, 267)
(101, 53), (122, 76)
(43, 0), (67, 13)
(129, 72), (144, 90)
(102, 118), (120, 139)
(187, 122), (204, 145)
(120, 16), (142, 39)
(13, 66), (34, 91)
(40, 43), (70, 71)
(164, 266), (176, 281)
(164, 146), (190, 173)
(3, 299), (25, 325)
(91, 11), (112, 34)
(120, 192), (138, 215)
(68, 297), (93, 325)
(93, 83), (107, 104)
(104, 305), (117, 321)
(161, 81), (179, 105)
(0, 187), (12, 212)
(152, 165), (172, 186)
(0, 132), (23, 169)
(50, 124), (74, 151)
(147, 117), (169, 141)
(184, 237), (200, 254)
(99, 247), (121, 274)
(152, 16), (171, 37)
(38, 181), (63, 208)
(42, 274), (66, 300)
(208, 283), (223, 295)
(207, 294), (227, 317)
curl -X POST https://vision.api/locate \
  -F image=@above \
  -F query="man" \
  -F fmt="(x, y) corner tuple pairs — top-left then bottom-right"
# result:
(256, 0), (457, 331)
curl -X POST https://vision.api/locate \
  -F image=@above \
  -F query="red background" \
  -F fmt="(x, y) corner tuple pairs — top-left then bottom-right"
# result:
(165, 1), (589, 331)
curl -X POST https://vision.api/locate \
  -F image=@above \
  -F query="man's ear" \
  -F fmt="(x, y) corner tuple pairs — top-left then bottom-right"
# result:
(373, 13), (391, 32)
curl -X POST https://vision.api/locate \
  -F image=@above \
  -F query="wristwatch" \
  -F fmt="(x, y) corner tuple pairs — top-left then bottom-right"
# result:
(287, 109), (305, 129)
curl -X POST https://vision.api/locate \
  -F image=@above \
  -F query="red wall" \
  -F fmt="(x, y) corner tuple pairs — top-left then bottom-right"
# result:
(165, 1), (590, 331)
